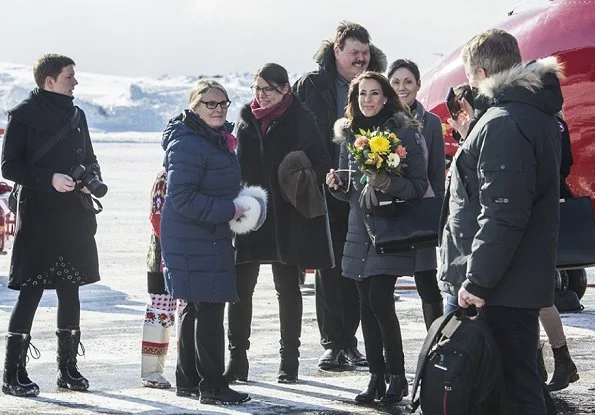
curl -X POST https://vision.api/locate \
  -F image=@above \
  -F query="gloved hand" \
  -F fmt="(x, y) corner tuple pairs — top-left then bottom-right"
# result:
(364, 170), (391, 192)
(358, 183), (379, 210)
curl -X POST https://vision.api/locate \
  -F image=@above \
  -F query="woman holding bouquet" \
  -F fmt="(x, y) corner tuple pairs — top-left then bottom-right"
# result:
(326, 71), (428, 404)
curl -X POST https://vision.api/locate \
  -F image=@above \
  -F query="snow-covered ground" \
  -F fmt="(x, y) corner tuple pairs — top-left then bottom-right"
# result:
(0, 64), (594, 414)
(0, 142), (593, 414)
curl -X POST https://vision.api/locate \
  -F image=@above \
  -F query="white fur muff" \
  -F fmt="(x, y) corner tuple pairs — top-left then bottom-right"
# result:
(229, 186), (268, 234)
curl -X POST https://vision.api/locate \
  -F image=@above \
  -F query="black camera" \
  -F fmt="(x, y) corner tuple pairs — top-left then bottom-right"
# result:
(70, 164), (108, 198)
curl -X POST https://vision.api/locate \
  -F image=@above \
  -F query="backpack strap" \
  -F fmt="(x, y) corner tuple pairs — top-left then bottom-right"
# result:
(30, 107), (81, 165)
(410, 308), (460, 412)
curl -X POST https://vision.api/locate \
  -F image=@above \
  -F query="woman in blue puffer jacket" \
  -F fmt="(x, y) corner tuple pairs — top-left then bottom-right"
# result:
(160, 79), (252, 405)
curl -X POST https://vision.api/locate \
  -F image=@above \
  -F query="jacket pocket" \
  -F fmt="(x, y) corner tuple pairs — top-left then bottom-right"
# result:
(478, 160), (524, 208)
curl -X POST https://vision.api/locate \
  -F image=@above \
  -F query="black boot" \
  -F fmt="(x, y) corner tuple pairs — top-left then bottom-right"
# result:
(2, 333), (40, 397)
(380, 373), (408, 404)
(537, 344), (548, 383)
(547, 344), (579, 391)
(56, 329), (89, 391)
(277, 355), (299, 384)
(199, 384), (251, 405)
(355, 373), (386, 403)
(223, 349), (249, 383)
(421, 301), (443, 330)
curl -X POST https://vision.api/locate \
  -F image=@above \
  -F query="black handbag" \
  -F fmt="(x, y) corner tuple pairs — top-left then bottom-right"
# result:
(557, 196), (595, 269)
(364, 196), (443, 254)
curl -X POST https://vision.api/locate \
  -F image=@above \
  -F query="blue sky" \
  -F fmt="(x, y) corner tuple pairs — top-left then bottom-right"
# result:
(1, 0), (548, 77)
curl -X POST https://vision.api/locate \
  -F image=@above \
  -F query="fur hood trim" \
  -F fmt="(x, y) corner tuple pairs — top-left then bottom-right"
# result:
(479, 56), (564, 99)
(332, 111), (420, 144)
(313, 40), (387, 73)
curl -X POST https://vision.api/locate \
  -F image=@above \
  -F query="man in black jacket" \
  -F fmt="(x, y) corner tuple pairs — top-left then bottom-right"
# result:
(439, 29), (564, 414)
(293, 22), (386, 369)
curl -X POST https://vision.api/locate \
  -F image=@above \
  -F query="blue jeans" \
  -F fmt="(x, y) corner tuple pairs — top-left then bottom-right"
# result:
(444, 293), (458, 315)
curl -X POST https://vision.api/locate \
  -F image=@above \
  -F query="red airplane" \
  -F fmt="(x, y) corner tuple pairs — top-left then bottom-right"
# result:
(417, 0), (594, 301)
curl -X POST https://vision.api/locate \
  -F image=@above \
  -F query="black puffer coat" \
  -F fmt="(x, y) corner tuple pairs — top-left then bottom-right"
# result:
(1, 89), (101, 289)
(331, 112), (428, 280)
(439, 57), (564, 309)
(234, 96), (334, 269)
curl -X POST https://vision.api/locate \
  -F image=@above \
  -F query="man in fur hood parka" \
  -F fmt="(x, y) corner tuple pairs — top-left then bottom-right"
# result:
(439, 29), (564, 414)
(292, 21), (386, 370)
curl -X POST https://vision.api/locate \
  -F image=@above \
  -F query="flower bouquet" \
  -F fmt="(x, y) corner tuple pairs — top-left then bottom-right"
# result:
(346, 128), (407, 184)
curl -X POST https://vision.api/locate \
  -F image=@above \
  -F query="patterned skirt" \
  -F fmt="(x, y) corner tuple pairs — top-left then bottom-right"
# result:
(20, 256), (88, 289)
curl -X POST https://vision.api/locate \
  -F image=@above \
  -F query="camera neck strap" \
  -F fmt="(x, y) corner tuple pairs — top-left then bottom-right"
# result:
(78, 193), (103, 214)
(30, 107), (81, 165)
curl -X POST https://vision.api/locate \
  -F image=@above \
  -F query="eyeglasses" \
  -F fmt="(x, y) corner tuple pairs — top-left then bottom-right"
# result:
(250, 85), (277, 96)
(199, 100), (231, 110)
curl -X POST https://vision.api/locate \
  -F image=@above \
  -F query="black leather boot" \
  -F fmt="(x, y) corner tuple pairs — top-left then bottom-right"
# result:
(199, 385), (251, 405)
(421, 301), (444, 330)
(547, 344), (579, 391)
(355, 373), (386, 403)
(278, 355), (299, 384)
(2, 333), (40, 397)
(317, 349), (343, 370)
(223, 349), (249, 383)
(381, 373), (408, 404)
(56, 329), (89, 391)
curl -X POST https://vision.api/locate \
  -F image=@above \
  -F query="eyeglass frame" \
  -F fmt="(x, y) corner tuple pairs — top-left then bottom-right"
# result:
(250, 85), (280, 96)
(199, 100), (232, 110)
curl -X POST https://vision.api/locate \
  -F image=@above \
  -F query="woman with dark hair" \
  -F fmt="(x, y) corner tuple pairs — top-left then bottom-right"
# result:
(225, 63), (333, 384)
(387, 59), (446, 329)
(327, 71), (428, 404)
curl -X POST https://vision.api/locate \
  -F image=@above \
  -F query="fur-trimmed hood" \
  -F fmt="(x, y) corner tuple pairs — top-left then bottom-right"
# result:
(478, 56), (564, 115)
(313, 40), (387, 75)
(333, 111), (420, 144)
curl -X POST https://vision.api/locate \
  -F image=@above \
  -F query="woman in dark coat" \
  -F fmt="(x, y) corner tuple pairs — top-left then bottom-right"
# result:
(327, 71), (428, 404)
(224, 63), (333, 384)
(388, 59), (446, 329)
(160, 79), (250, 405)
(1, 54), (101, 397)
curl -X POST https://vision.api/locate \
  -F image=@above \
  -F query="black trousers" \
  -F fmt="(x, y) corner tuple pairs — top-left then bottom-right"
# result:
(227, 262), (302, 357)
(315, 215), (360, 350)
(483, 306), (546, 415)
(413, 269), (443, 304)
(357, 275), (404, 374)
(8, 285), (81, 333)
(176, 301), (226, 390)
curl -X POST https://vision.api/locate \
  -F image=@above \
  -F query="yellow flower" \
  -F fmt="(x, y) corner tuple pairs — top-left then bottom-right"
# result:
(365, 152), (383, 169)
(368, 136), (390, 154)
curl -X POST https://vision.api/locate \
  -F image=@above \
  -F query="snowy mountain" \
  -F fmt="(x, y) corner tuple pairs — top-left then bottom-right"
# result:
(0, 62), (300, 139)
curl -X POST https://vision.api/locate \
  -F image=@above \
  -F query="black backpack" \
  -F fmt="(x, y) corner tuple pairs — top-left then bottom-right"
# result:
(411, 308), (507, 415)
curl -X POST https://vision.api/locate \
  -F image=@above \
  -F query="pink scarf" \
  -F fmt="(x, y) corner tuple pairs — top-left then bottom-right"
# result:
(250, 93), (293, 134)
(221, 131), (238, 153)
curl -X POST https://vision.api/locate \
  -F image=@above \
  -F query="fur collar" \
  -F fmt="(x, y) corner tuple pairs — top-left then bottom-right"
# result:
(332, 111), (420, 144)
(478, 56), (564, 99)
(313, 40), (387, 74)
